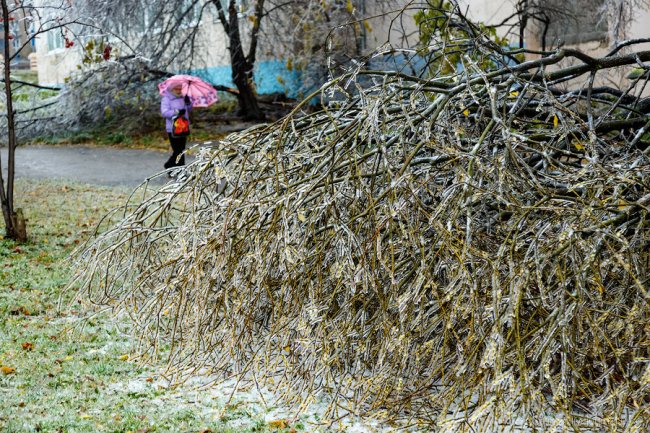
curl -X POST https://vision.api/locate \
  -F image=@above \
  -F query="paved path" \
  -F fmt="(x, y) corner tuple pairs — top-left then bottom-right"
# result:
(1, 145), (194, 187)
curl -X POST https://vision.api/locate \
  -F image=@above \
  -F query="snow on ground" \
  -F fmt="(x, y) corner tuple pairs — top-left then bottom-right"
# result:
(105, 371), (404, 432)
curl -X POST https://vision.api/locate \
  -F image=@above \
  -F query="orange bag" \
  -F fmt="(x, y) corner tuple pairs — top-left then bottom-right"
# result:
(172, 114), (190, 138)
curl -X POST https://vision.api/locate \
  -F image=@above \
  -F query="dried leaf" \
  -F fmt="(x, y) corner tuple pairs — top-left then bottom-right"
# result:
(268, 419), (289, 429)
(1, 366), (16, 375)
(21, 342), (34, 351)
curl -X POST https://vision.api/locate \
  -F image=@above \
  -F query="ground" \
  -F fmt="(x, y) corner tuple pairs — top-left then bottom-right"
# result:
(0, 149), (390, 433)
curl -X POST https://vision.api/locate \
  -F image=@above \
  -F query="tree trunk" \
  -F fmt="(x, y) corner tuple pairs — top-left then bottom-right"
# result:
(518, 0), (528, 49)
(223, 0), (265, 120)
(1, 0), (27, 241)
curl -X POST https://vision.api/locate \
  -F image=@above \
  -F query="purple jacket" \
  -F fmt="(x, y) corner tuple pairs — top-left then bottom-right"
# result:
(161, 91), (192, 133)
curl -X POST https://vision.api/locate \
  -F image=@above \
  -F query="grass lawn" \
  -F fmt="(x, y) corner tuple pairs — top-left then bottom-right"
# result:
(0, 180), (308, 433)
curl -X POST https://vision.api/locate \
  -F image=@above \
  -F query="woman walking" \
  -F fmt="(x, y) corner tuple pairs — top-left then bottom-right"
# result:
(160, 83), (192, 169)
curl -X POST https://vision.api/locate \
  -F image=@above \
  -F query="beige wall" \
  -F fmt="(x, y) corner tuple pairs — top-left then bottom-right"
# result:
(363, 2), (420, 51)
(34, 32), (81, 86)
(33, 2), (416, 87)
(34, 1), (650, 88)
(458, 1), (650, 93)
(459, 0), (518, 35)
(627, 9), (650, 52)
(34, 12), (231, 87)
(460, 0), (650, 52)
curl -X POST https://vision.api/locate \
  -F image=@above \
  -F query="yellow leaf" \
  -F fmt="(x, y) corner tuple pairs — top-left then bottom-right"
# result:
(298, 211), (307, 222)
(462, 109), (470, 117)
(1, 366), (16, 374)
(553, 115), (559, 128)
(64, 355), (73, 362)
(574, 142), (585, 150)
(119, 354), (129, 361)
(80, 414), (92, 420)
(269, 419), (289, 429)
(509, 91), (519, 97)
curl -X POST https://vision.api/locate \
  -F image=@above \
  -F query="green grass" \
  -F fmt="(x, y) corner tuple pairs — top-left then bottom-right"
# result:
(0, 179), (304, 433)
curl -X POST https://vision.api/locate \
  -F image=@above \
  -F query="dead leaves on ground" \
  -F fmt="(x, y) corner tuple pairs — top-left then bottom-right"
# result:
(9, 305), (31, 316)
(268, 419), (297, 432)
(1, 366), (16, 374)
(22, 342), (34, 351)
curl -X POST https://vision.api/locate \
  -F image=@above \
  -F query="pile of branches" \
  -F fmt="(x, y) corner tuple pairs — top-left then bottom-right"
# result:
(55, 57), (166, 135)
(74, 16), (650, 433)
(3, 57), (166, 142)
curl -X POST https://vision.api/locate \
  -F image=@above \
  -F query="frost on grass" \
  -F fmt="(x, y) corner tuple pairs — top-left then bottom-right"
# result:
(74, 12), (649, 433)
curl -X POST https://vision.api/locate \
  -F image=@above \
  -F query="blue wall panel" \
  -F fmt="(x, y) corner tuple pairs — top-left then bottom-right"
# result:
(192, 60), (304, 98)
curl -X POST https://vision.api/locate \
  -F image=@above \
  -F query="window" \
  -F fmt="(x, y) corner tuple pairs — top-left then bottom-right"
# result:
(542, 0), (608, 47)
(10, 21), (20, 53)
(46, 29), (64, 51)
(175, 0), (202, 27)
(137, 0), (201, 35)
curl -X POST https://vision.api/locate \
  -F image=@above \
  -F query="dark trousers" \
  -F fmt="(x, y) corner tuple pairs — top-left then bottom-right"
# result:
(164, 133), (187, 169)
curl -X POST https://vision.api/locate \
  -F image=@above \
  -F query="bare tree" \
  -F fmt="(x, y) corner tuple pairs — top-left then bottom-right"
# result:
(491, 0), (650, 51)
(74, 2), (650, 430)
(75, 0), (401, 119)
(1, 0), (86, 241)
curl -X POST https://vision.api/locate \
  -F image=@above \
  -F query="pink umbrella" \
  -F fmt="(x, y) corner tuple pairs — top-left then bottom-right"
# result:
(157, 74), (219, 108)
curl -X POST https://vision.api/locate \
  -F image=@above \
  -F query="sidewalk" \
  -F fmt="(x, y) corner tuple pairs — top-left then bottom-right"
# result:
(0, 145), (194, 187)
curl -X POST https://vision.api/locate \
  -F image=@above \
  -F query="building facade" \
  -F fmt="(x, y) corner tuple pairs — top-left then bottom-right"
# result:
(1, 7), (36, 70)
(33, 1), (650, 92)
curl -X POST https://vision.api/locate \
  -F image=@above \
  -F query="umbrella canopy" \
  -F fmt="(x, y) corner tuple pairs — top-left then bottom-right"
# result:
(158, 74), (219, 108)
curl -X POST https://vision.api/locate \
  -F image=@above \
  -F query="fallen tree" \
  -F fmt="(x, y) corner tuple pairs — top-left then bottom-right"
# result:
(74, 7), (650, 432)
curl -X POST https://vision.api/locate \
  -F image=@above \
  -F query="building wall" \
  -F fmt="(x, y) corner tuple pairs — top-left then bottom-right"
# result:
(1, 9), (36, 69)
(33, 33), (81, 86)
(458, 0), (518, 36)
(458, 1), (650, 93)
(34, 1), (649, 94)
(460, 0), (650, 53)
(34, 1), (418, 95)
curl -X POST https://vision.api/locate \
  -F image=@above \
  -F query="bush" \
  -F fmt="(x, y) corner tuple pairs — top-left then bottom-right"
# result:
(74, 11), (650, 432)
